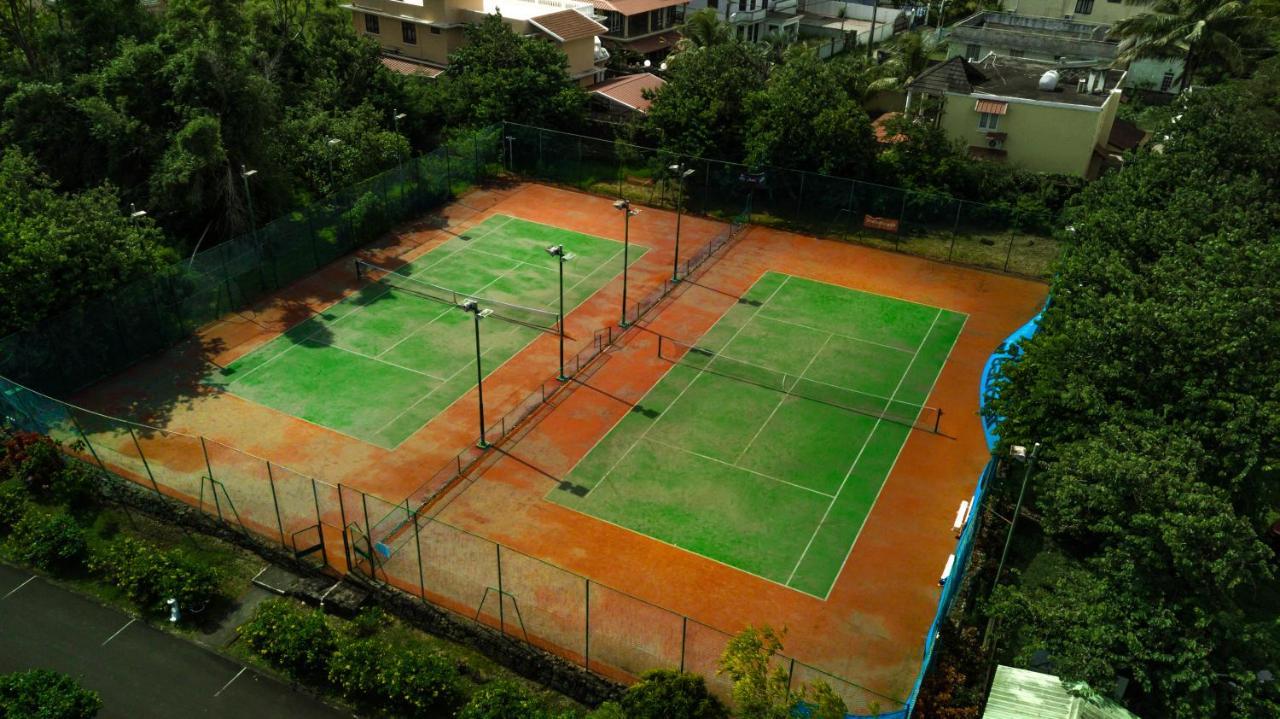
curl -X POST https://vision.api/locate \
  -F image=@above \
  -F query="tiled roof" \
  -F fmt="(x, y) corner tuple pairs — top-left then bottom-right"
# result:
(594, 0), (688, 16)
(590, 72), (666, 113)
(909, 57), (987, 96)
(380, 56), (444, 78)
(530, 9), (607, 42)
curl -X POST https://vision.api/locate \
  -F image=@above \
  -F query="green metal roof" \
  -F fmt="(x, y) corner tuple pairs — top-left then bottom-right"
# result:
(983, 665), (1141, 719)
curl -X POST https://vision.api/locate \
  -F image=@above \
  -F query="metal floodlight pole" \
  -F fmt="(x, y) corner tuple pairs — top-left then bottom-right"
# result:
(241, 165), (258, 242)
(326, 138), (343, 195)
(546, 245), (574, 381)
(462, 299), (493, 448)
(670, 165), (694, 283)
(615, 199), (637, 326)
(991, 441), (1041, 596)
(393, 109), (408, 179)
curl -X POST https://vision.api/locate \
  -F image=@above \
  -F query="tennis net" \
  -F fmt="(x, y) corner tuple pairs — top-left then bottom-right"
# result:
(355, 259), (559, 331)
(657, 336), (942, 433)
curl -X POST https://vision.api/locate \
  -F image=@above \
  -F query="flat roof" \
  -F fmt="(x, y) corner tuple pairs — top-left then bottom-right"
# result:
(483, 0), (595, 21)
(913, 56), (1123, 107)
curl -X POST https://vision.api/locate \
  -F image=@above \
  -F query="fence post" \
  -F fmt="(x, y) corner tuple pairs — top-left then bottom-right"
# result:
(584, 578), (591, 669)
(266, 461), (286, 547)
(496, 543), (505, 635)
(445, 148), (453, 198)
(796, 172), (806, 218)
(680, 616), (688, 672)
(337, 483), (352, 572)
(127, 427), (161, 495)
(360, 491), (376, 578)
(410, 500), (426, 599)
(537, 128), (544, 174)
(1003, 232), (1017, 272)
(473, 135), (481, 181)
(69, 415), (107, 472)
(787, 658), (796, 692)
(844, 180), (857, 241)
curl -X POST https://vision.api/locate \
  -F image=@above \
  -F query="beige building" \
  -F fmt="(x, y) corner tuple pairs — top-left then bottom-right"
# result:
(1000, 0), (1149, 24)
(344, 0), (610, 85)
(906, 56), (1126, 178)
(593, 0), (689, 62)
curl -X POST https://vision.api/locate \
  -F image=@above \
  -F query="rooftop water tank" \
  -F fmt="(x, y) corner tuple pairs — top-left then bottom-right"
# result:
(1038, 69), (1060, 91)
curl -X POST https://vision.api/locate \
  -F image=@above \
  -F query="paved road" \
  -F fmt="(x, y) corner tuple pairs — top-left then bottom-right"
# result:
(0, 564), (351, 718)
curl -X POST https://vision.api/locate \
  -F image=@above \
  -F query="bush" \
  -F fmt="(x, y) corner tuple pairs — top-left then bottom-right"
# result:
(0, 481), (28, 532)
(239, 599), (336, 681)
(459, 681), (557, 719)
(0, 669), (101, 719)
(7, 510), (87, 570)
(380, 646), (466, 718)
(327, 636), (385, 705)
(48, 462), (99, 511)
(0, 432), (63, 494)
(621, 670), (729, 719)
(88, 536), (222, 613)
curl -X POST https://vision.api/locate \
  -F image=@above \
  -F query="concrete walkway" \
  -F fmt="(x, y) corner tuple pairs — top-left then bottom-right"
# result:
(0, 564), (351, 718)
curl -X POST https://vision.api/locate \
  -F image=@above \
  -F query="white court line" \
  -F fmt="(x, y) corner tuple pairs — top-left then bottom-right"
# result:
(214, 667), (247, 697)
(753, 313), (915, 355)
(101, 618), (136, 646)
(1, 576), (34, 600)
(785, 308), (944, 586)
(585, 276), (792, 496)
(683, 345), (909, 407)
(463, 245), (558, 275)
(643, 437), (834, 499)
(821, 312), (968, 600)
(731, 332), (835, 466)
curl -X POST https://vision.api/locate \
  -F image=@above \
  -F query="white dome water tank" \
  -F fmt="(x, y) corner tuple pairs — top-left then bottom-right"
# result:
(1038, 70), (1060, 91)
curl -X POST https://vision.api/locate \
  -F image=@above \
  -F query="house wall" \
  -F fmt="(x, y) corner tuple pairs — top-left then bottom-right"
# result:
(940, 92), (1107, 176)
(1000, 0), (1146, 24)
(561, 36), (599, 79)
(352, 11), (463, 65)
(1125, 57), (1184, 92)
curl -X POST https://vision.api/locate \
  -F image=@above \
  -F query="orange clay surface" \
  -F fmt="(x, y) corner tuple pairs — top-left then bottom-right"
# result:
(72, 182), (1048, 704)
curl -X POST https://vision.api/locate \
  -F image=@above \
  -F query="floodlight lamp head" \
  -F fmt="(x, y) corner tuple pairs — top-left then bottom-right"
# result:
(327, 138), (343, 147)
(668, 163), (680, 172)
(478, 308), (494, 319)
(613, 199), (629, 210)
(461, 298), (478, 312)
(395, 113), (408, 121)
(1009, 445), (1027, 460)
(242, 168), (258, 178)
(546, 244), (564, 257)
(563, 252), (576, 261)
(681, 168), (695, 178)
(130, 208), (147, 219)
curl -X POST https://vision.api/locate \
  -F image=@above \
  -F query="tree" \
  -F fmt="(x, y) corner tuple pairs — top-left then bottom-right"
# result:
(982, 59), (1280, 719)
(0, 670), (101, 719)
(645, 39), (767, 159)
(719, 626), (798, 719)
(677, 9), (731, 50)
(434, 13), (587, 129)
(744, 45), (875, 176)
(620, 670), (729, 719)
(1110, 0), (1271, 86)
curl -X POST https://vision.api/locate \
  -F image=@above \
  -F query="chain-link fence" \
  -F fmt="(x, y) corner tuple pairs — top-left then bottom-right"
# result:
(0, 127), (503, 398)
(500, 122), (1062, 280)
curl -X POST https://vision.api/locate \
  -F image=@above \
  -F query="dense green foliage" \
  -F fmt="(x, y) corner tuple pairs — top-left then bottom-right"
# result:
(7, 510), (88, 570)
(1111, 0), (1274, 86)
(0, 481), (27, 531)
(0, 670), (101, 719)
(984, 59), (1280, 718)
(458, 681), (569, 719)
(88, 535), (223, 612)
(618, 670), (728, 719)
(239, 598), (338, 681)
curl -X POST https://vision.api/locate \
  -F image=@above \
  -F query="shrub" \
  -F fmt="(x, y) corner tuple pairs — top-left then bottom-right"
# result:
(239, 599), (336, 681)
(621, 670), (729, 719)
(327, 636), (385, 705)
(0, 432), (63, 494)
(459, 681), (554, 719)
(0, 669), (102, 719)
(89, 536), (222, 613)
(349, 606), (387, 638)
(49, 462), (99, 511)
(380, 646), (466, 718)
(0, 481), (28, 532)
(7, 510), (87, 570)
(587, 702), (627, 719)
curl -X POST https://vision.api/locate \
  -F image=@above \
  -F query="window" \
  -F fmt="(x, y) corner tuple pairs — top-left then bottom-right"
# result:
(965, 43), (981, 60)
(1160, 69), (1175, 92)
(1074, 0), (1093, 13)
(978, 112), (1000, 130)
(708, 0), (717, 8)
(605, 11), (623, 34)
(430, 26), (441, 35)
(402, 21), (417, 44)
(1008, 47), (1024, 57)
(364, 13), (379, 34)
(749, 23), (760, 42)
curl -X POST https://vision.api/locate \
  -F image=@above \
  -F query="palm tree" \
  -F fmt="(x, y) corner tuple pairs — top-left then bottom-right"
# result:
(1109, 0), (1270, 87)
(677, 8), (733, 50)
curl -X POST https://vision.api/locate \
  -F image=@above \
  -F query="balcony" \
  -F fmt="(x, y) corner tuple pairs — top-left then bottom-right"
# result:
(727, 6), (766, 23)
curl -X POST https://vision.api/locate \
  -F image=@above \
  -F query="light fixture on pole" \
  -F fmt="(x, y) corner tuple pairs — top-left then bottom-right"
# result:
(392, 109), (408, 179)
(460, 299), (494, 448)
(241, 165), (258, 241)
(545, 245), (575, 381)
(129, 203), (147, 222)
(992, 442), (1041, 594)
(614, 199), (639, 327)
(326, 138), (343, 194)
(668, 164), (695, 282)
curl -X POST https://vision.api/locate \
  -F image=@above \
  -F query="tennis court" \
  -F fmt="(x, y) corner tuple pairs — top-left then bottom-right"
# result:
(550, 272), (966, 598)
(211, 214), (643, 449)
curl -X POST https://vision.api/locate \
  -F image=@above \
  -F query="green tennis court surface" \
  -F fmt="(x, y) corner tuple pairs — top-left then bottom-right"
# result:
(550, 272), (966, 598)
(211, 214), (644, 449)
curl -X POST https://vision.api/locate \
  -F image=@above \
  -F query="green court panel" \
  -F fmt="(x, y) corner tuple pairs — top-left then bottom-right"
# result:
(212, 215), (645, 448)
(550, 272), (966, 598)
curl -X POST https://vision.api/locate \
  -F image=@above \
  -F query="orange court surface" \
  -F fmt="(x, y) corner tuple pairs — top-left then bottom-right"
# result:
(70, 182), (1048, 711)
